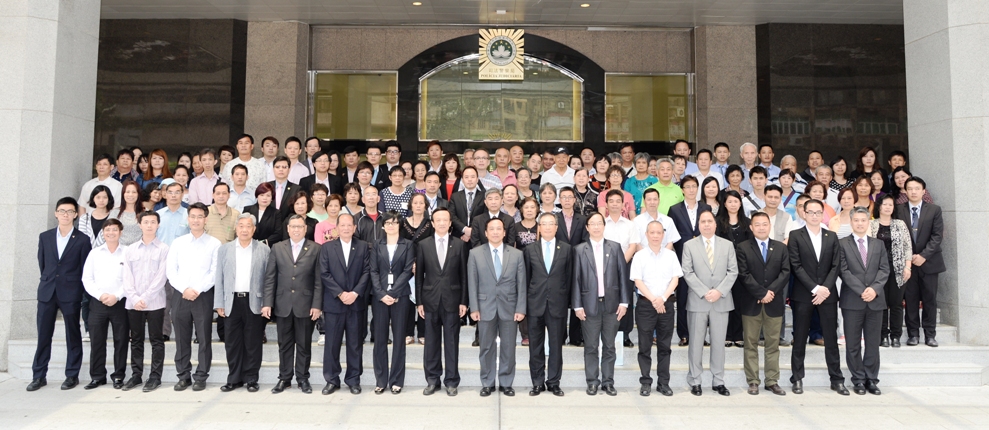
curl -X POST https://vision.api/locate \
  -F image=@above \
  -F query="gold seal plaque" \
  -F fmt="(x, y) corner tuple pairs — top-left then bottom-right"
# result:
(479, 29), (524, 80)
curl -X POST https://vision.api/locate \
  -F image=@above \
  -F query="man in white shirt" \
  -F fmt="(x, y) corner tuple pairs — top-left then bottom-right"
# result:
(284, 137), (311, 185)
(739, 142), (759, 193)
(260, 136), (280, 182)
(602, 190), (638, 348)
(634, 188), (679, 251)
(742, 166), (768, 217)
(540, 147), (576, 203)
(762, 185), (796, 244)
(81, 219), (128, 390)
(222, 134), (266, 190)
(690, 149), (725, 190)
(423, 172), (447, 216)
(79, 154), (123, 214)
(227, 164), (256, 213)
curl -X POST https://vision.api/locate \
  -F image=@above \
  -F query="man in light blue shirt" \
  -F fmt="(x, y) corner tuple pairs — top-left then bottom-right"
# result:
(155, 181), (190, 341)
(675, 140), (699, 176)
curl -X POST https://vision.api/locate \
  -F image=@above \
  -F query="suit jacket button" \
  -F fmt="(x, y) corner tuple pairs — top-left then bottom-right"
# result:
(292, 276), (295, 280)
(291, 289), (295, 293)
(294, 265), (297, 267)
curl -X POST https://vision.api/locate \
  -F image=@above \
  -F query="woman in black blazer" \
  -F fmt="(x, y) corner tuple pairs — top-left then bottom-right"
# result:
(243, 182), (283, 245)
(279, 190), (317, 243)
(715, 190), (751, 348)
(370, 211), (415, 394)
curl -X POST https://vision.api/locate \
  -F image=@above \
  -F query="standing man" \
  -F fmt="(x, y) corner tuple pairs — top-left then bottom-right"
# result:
(267, 156), (299, 219)
(366, 144), (388, 190)
(487, 147), (518, 190)
(205, 182), (239, 245)
(739, 142), (759, 193)
(450, 167), (486, 243)
(509, 145), (526, 171)
(111, 149), (140, 183)
(523, 213), (572, 397)
(757, 144), (780, 180)
(555, 186), (588, 246)
(341, 146), (360, 183)
(121, 211), (169, 392)
(897, 177), (944, 347)
(215, 214), (270, 393)
(618, 144), (636, 175)
(572, 213), (629, 397)
(634, 188), (679, 251)
(667, 176), (710, 347)
(260, 136), (280, 182)
(156, 181), (189, 342)
(690, 149), (725, 189)
(712, 142), (731, 180)
(470, 188), (518, 249)
(645, 159), (685, 216)
(384, 141), (403, 172)
(222, 134), (266, 190)
(426, 141), (444, 172)
(674, 140), (699, 176)
(742, 166), (768, 217)
(166, 202), (221, 392)
(188, 148), (222, 205)
(801, 151), (824, 184)
(81, 219), (129, 390)
(681, 210), (737, 396)
(416, 208), (468, 396)
(298, 151), (336, 196)
(78, 154), (123, 213)
(28, 197), (93, 391)
(468, 217), (527, 397)
(227, 164), (256, 213)
(838, 206), (890, 395)
(541, 147), (576, 202)
(422, 172), (448, 216)
(736, 212), (790, 396)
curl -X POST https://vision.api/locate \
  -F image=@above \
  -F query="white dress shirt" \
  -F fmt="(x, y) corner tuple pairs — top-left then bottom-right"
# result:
(633, 211), (680, 249)
(630, 246), (683, 298)
(742, 193), (766, 217)
(690, 170), (726, 195)
(604, 216), (638, 254)
(806, 226), (826, 295)
(167, 232), (221, 294)
(290, 238), (304, 262)
(340, 239), (351, 267)
(56, 228), (72, 259)
(82, 243), (126, 300)
(235, 240), (252, 293)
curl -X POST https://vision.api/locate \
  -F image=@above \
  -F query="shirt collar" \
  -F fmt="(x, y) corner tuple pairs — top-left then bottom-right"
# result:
(290, 238), (304, 248)
(589, 237), (605, 247)
(490, 242), (504, 254)
(542, 238), (555, 247)
(910, 201), (922, 212)
(853, 233), (869, 243)
(434, 233), (449, 243)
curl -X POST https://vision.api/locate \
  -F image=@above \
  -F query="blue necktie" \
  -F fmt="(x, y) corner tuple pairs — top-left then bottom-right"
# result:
(911, 207), (919, 241)
(761, 241), (768, 263)
(493, 248), (502, 279)
(544, 241), (552, 273)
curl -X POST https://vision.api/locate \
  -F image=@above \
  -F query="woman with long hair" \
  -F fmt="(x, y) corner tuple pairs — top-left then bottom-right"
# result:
(700, 176), (721, 215)
(79, 185), (114, 248)
(829, 188), (856, 239)
(715, 190), (749, 348)
(850, 146), (886, 181)
(142, 149), (171, 186)
(891, 167), (934, 204)
(141, 182), (161, 212)
(439, 153), (462, 200)
(869, 194), (913, 348)
(116, 180), (145, 245)
(400, 193), (433, 345)
(370, 210), (415, 395)
(280, 190), (316, 242)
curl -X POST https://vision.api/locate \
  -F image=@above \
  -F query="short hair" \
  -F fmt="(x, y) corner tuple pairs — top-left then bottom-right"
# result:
(538, 182), (557, 196)
(431, 206), (451, 220)
(385, 141), (402, 152)
(424, 171), (441, 182)
(796, 194), (811, 202)
(311, 150), (329, 164)
(888, 150), (906, 164)
(808, 150), (822, 158)
(749, 165), (768, 179)
(605, 189), (624, 203)
(620, 143), (635, 152)
(587, 212), (606, 226)
(713, 142), (729, 152)
(137, 210), (160, 223)
(537, 212), (558, 225)
(485, 216), (505, 231)
(849, 206), (871, 218)
(343, 145), (358, 155)
(484, 188), (503, 199)
(284, 136), (302, 149)
(462, 166), (478, 177)
(873, 194), (897, 218)
(803, 198), (824, 212)
(407, 193), (428, 212)
(696, 149), (713, 160)
(852, 176), (874, 195)
(558, 186), (576, 198)
(309, 183), (329, 196)
(646, 220), (665, 233)
(805, 181), (829, 199)
(326, 193), (344, 208)
(237, 213), (257, 226)
(381, 209), (403, 226)
(778, 169), (796, 180)
(837, 188), (856, 204)
(634, 152), (651, 165)
(291, 190), (313, 213)
(254, 182), (275, 198)
(342, 182), (362, 197)
(750, 211), (771, 223)
(212, 182), (230, 194)
(764, 184), (783, 195)
(725, 164), (743, 179)
(739, 142), (757, 152)
(231, 164), (249, 175)
(830, 156), (848, 172)
(273, 155), (290, 168)
(679, 175), (699, 188)
(115, 148), (134, 160)
(388, 165), (405, 176)
(427, 140), (442, 152)
(261, 136), (280, 148)
(815, 164), (833, 176)
(88, 185), (115, 209)
(164, 181), (183, 193)
(199, 147), (216, 159)
(356, 161), (374, 174)
(758, 143), (774, 152)
(102, 218), (123, 232)
(188, 202), (209, 217)
(337, 213), (355, 225)
(239, 134), (255, 145)
(905, 176), (927, 190)
(219, 145), (236, 157)
(287, 214), (306, 224)
(366, 143), (382, 154)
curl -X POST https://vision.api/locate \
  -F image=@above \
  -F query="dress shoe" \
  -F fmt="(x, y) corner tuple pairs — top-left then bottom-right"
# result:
(349, 385), (362, 395)
(121, 376), (142, 391)
(831, 382), (849, 396)
(853, 383), (867, 395)
(480, 386), (494, 397)
(657, 384), (673, 397)
(690, 385), (702, 396)
(529, 384), (545, 396)
(570, 341), (584, 347)
(747, 383), (759, 395)
(174, 379), (192, 391)
(791, 380), (804, 394)
(733, 341), (744, 348)
(812, 338), (825, 346)
(880, 337), (890, 347)
(61, 377), (79, 390)
(26, 378), (47, 392)
(640, 384), (651, 396)
(550, 386), (564, 396)
(84, 379), (107, 390)
(678, 338), (688, 347)
(220, 382), (244, 392)
(865, 381), (881, 395)
(891, 337), (901, 348)
(298, 379), (312, 394)
(765, 384), (786, 396)
(906, 336), (919, 346)
(623, 339), (634, 348)
(712, 385), (730, 396)
(521, 338), (529, 346)
(471, 339), (480, 347)
(926, 338), (938, 347)
(321, 383), (339, 395)
(446, 386), (458, 396)
(499, 386), (515, 396)
(271, 379), (291, 393)
(162, 335), (170, 342)
(704, 341), (710, 346)
(142, 379), (161, 392)
(262, 334), (268, 344)
(423, 385), (440, 396)
(602, 385), (617, 396)
(779, 338), (792, 347)
(112, 378), (124, 389)
(192, 381), (207, 391)
(246, 382), (260, 392)
(586, 384), (598, 396)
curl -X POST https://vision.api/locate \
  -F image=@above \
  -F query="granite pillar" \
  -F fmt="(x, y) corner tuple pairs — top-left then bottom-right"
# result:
(244, 21), (309, 151)
(695, 26), (758, 159)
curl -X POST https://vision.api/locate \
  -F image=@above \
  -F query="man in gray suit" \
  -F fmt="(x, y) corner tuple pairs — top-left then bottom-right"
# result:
(214, 214), (270, 393)
(681, 210), (738, 397)
(839, 206), (890, 396)
(468, 217), (526, 397)
(262, 215), (323, 394)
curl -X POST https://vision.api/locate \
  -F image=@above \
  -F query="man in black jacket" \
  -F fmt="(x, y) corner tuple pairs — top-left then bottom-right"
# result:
(896, 177), (944, 347)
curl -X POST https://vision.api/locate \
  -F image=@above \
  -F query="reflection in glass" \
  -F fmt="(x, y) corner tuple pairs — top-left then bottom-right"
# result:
(311, 73), (397, 140)
(605, 75), (691, 142)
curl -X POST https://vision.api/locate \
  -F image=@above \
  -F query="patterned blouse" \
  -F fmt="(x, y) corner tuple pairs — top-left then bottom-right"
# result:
(869, 219), (912, 287)
(514, 221), (539, 250)
(573, 188), (599, 217)
(380, 186), (415, 216)
(117, 211), (142, 246)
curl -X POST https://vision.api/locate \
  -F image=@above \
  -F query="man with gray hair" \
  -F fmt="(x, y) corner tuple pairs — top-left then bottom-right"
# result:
(469, 188), (517, 249)
(739, 142), (759, 193)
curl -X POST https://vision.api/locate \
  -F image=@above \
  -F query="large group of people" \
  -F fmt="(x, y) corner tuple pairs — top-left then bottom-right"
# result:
(30, 136), (943, 399)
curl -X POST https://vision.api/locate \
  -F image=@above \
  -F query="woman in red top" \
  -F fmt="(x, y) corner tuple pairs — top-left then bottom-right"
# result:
(439, 153), (462, 200)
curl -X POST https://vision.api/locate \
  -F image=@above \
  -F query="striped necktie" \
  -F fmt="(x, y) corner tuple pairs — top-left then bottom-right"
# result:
(705, 238), (714, 268)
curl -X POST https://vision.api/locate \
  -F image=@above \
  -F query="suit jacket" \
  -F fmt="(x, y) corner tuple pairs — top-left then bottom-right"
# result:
(895, 202), (945, 273)
(373, 165), (391, 190)
(680, 235), (738, 313)
(415, 234), (468, 313)
(469, 212), (517, 249)
(735, 238), (790, 317)
(571, 239), (629, 317)
(370, 237), (415, 300)
(298, 174), (338, 197)
(243, 204), (283, 245)
(425, 195), (449, 216)
(668, 200), (712, 260)
(523, 240), (573, 319)
(449, 186), (487, 236)
(37, 227), (93, 303)
(318, 238), (371, 314)
(280, 215), (317, 244)
(838, 235), (890, 311)
(267, 180), (300, 219)
(467, 243), (527, 321)
(214, 239), (270, 315)
(554, 211), (588, 245)
(262, 239), (323, 318)
(787, 226), (840, 304)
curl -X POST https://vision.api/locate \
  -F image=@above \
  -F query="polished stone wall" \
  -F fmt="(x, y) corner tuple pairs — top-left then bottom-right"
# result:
(244, 21), (309, 153)
(695, 26), (759, 158)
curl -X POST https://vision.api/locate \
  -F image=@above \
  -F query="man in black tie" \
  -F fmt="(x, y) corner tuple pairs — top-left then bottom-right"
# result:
(415, 208), (468, 396)
(896, 177), (944, 347)
(838, 206), (890, 395)
(523, 213), (572, 397)
(470, 188), (517, 248)
(450, 167), (485, 243)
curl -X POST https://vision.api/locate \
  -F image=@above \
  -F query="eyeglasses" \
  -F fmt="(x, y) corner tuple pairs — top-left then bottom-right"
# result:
(288, 225), (306, 230)
(560, 196), (575, 200)
(55, 209), (77, 215)
(383, 221), (400, 226)
(386, 150), (400, 154)
(538, 222), (558, 226)
(805, 210), (823, 216)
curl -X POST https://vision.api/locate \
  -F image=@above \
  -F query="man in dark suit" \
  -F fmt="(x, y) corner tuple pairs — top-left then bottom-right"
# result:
(839, 206), (890, 395)
(736, 212), (790, 396)
(267, 156), (299, 219)
(449, 167), (486, 243)
(523, 213), (572, 397)
(572, 212), (629, 397)
(787, 199), (847, 395)
(28, 197), (93, 391)
(297, 151), (336, 197)
(262, 215), (322, 394)
(319, 213), (371, 395)
(896, 177), (944, 347)
(423, 172), (449, 216)
(667, 175), (711, 347)
(469, 188), (517, 249)
(555, 187), (586, 347)
(415, 208), (468, 396)
(366, 144), (389, 190)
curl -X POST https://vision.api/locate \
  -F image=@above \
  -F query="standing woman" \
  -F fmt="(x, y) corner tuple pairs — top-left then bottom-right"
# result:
(723, 165), (749, 198)
(572, 168), (599, 217)
(116, 180), (144, 246)
(136, 154), (151, 182)
(869, 171), (887, 202)
(829, 156), (851, 192)
(538, 183), (561, 215)
(869, 194), (913, 348)
(569, 156), (583, 171)
(623, 153), (658, 215)
(411, 161), (429, 194)
(828, 188), (856, 237)
(400, 161), (415, 188)
(341, 183), (365, 216)
(778, 170), (801, 220)
(370, 211), (415, 394)
(439, 153), (462, 200)
(400, 193), (433, 345)
(171, 165), (191, 204)
(590, 155), (611, 192)
(805, 181), (837, 225)
(851, 177), (875, 215)
(380, 166), (415, 216)
(243, 182), (283, 245)
(513, 197), (541, 347)
(891, 167), (934, 205)
(78, 185), (115, 339)
(849, 146), (886, 181)
(217, 146), (235, 175)
(515, 167), (538, 200)
(142, 149), (171, 187)
(307, 184), (330, 222)
(176, 152), (193, 171)
(142, 182), (161, 212)
(280, 191), (316, 242)
(700, 177), (721, 215)
(778, 156), (807, 192)
(501, 184), (522, 223)
(314, 194), (344, 245)
(714, 190), (749, 348)
(596, 165), (636, 220)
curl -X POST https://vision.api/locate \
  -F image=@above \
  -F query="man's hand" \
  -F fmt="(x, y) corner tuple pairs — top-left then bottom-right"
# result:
(310, 308), (321, 321)
(134, 300), (147, 311)
(575, 309), (586, 321)
(418, 305), (425, 319)
(471, 311), (480, 321)
(654, 300), (667, 314)
(182, 288), (199, 301)
(99, 293), (118, 307)
(459, 305), (467, 318)
(862, 287), (877, 302)
(812, 286), (830, 305)
(381, 295), (396, 306)
(339, 292), (357, 305)
(761, 291), (775, 304)
(261, 306), (271, 319)
(216, 308), (226, 318)
(616, 306), (626, 320)
(704, 289), (722, 303)
(514, 313), (525, 322)
(912, 255), (926, 266)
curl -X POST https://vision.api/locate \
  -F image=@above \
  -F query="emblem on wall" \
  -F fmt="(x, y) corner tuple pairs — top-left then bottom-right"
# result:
(479, 29), (524, 80)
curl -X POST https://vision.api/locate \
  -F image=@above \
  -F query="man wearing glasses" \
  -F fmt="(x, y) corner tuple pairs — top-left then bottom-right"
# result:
(156, 181), (190, 342)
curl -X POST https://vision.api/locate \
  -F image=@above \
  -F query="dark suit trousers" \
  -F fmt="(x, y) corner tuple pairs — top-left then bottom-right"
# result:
(618, 277), (634, 338)
(904, 266), (938, 339)
(568, 309), (584, 345)
(172, 289), (214, 382)
(128, 309), (165, 381)
(224, 296), (266, 384)
(842, 308), (882, 385)
(372, 297), (410, 388)
(581, 305), (621, 387)
(726, 284), (744, 342)
(676, 279), (690, 340)
(405, 297), (425, 338)
(162, 281), (174, 337)
(32, 297), (82, 379)
(88, 299), (129, 381)
(790, 300), (843, 383)
(323, 309), (364, 387)
(276, 314), (315, 382)
(635, 296), (675, 386)
(424, 309), (462, 388)
(881, 272), (905, 340)
(527, 311), (566, 387)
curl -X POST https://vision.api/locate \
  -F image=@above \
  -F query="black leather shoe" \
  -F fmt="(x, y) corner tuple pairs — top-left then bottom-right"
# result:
(550, 386), (564, 397)
(880, 337), (890, 347)
(766, 384), (786, 396)
(446, 386), (458, 396)
(602, 385), (617, 396)
(84, 379), (106, 390)
(499, 386), (515, 396)
(690, 385), (702, 396)
(891, 337), (901, 348)
(704, 341), (710, 346)
(639, 384), (651, 396)
(865, 381), (881, 395)
(472, 338), (480, 347)
(712, 385), (730, 396)
(853, 383), (867, 395)
(61, 377), (79, 390)
(246, 382), (259, 392)
(220, 382), (244, 392)
(162, 335), (169, 342)
(298, 379), (312, 394)
(480, 386), (494, 397)
(174, 379), (192, 391)
(657, 384), (673, 397)
(529, 384), (545, 396)
(570, 341), (583, 347)
(792, 380), (804, 394)
(906, 336), (919, 346)
(423, 385), (440, 396)
(321, 383), (339, 395)
(586, 384), (598, 396)
(121, 376), (143, 391)
(112, 378), (124, 389)
(272, 380), (291, 394)
(349, 385), (362, 395)
(831, 382), (849, 396)
(26, 378), (47, 392)
(623, 339), (634, 348)
(926, 338), (938, 347)
(678, 338), (688, 347)
(192, 381), (207, 391)
(142, 379), (161, 392)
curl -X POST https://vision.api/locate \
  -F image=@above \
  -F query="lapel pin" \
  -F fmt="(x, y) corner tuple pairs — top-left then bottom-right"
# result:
(304, 247), (308, 251)
(769, 248), (773, 251)
(606, 254), (609, 257)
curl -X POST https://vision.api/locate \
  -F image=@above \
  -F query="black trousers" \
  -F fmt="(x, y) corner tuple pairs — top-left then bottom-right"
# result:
(81, 292), (92, 333)
(423, 308), (462, 388)
(790, 300), (844, 383)
(904, 266), (938, 339)
(527, 310), (566, 388)
(372, 297), (410, 389)
(843, 308), (882, 385)
(172, 289), (214, 382)
(128, 309), (165, 381)
(276, 314), (315, 382)
(726, 283), (744, 342)
(675, 279), (690, 340)
(405, 297), (425, 338)
(881, 270), (905, 340)
(324, 308), (365, 387)
(618, 277), (634, 339)
(32, 297), (82, 380)
(88, 299), (129, 381)
(568, 309), (584, 345)
(224, 295), (266, 385)
(635, 295), (675, 386)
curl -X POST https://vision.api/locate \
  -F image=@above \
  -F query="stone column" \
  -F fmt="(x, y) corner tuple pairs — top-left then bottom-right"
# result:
(904, 0), (989, 345)
(244, 21), (309, 150)
(0, 0), (101, 370)
(694, 26), (758, 159)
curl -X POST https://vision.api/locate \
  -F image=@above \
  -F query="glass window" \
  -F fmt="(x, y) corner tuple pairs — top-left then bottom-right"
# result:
(310, 72), (397, 140)
(605, 74), (692, 142)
